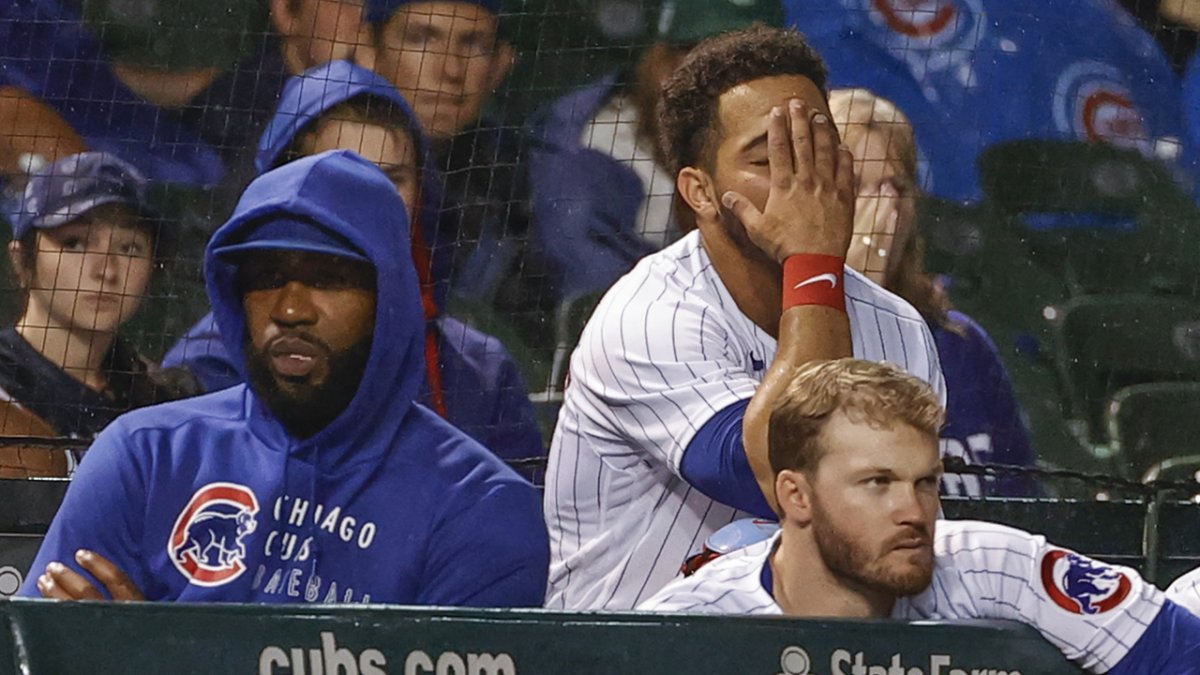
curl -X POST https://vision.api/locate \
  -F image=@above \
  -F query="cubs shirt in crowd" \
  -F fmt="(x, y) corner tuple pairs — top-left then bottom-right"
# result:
(641, 520), (1200, 673)
(783, 0), (1190, 202)
(19, 151), (549, 605)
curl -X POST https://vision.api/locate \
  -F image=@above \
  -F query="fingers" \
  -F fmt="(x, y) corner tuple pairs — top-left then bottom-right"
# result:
(37, 561), (104, 601)
(788, 99), (811, 185)
(835, 143), (855, 203)
(721, 190), (762, 226)
(810, 112), (838, 183)
(767, 105), (794, 189)
(75, 549), (144, 601)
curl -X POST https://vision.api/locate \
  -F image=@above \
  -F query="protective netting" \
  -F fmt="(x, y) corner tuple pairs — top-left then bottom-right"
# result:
(0, 0), (1198, 505)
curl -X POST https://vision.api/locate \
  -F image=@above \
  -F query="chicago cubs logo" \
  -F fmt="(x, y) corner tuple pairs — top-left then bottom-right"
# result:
(1040, 549), (1132, 615)
(169, 482), (260, 587)
(871, 0), (957, 39)
(1053, 61), (1149, 152)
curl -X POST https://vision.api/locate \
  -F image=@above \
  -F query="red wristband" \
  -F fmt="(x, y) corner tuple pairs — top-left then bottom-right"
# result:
(782, 254), (846, 313)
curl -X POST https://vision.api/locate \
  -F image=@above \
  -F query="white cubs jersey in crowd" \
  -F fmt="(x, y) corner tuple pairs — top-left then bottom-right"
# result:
(639, 519), (1164, 674)
(544, 231), (946, 610)
(1167, 567), (1200, 615)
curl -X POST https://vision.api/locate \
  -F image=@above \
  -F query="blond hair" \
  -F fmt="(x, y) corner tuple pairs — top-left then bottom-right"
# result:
(828, 88), (958, 332)
(768, 358), (945, 473)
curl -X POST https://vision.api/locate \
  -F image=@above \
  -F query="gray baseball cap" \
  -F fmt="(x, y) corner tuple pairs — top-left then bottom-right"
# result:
(11, 152), (154, 239)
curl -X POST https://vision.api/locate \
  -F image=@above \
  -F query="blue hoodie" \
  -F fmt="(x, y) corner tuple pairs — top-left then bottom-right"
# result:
(161, 60), (544, 464)
(21, 150), (549, 605)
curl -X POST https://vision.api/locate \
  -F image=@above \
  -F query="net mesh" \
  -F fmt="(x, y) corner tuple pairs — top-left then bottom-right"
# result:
(0, 0), (1198, 581)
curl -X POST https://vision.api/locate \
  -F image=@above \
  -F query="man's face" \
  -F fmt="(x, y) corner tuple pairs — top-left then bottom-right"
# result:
(709, 75), (832, 261)
(302, 117), (420, 220)
(274, 0), (369, 72)
(372, 2), (508, 140)
(805, 410), (941, 598)
(238, 249), (377, 437)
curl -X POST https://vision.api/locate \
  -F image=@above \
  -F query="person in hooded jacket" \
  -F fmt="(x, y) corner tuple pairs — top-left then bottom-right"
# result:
(162, 60), (544, 467)
(20, 149), (549, 606)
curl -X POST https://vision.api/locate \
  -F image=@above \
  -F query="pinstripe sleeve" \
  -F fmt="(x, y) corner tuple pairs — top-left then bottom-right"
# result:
(571, 285), (757, 475)
(932, 520), (1164, 673)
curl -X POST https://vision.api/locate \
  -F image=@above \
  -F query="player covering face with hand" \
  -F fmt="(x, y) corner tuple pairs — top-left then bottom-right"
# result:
(544, 24), (945, 611)
(640, 358), (1200, 673)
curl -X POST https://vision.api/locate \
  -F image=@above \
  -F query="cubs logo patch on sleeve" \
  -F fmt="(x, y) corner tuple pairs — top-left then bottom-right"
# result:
(168, 482), (260, 587)
(1040, 549), (1132, 615)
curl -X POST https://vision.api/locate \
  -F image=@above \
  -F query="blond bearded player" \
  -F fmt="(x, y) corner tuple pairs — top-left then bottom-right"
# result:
(544, 25), (946, 611)
(640, 359), (1200, 674)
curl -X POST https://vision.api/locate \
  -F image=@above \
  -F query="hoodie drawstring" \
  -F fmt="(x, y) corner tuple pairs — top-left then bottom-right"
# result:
(409, 212), (449, 420)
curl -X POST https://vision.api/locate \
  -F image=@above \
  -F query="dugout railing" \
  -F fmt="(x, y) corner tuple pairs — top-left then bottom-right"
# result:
(0, 600), (1085, 674)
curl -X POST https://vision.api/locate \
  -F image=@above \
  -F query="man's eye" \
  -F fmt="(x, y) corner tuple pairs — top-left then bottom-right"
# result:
(60, 237), (86, 251)
(865, 476), (890, 487)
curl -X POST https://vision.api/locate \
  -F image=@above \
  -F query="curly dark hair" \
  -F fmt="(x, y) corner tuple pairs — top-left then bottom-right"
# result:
(657, 24), (828, 177)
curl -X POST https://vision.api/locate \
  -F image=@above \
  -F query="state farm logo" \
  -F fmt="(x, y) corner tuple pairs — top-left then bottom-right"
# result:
(1040, 549), (1132, 615)
(1053, 61), (1150, 152)
(169, 482), (260, 587)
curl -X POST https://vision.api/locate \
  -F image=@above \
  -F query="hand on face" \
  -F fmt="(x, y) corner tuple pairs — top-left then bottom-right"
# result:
(847, 180), (910, 286)
(37, 549), (144, 601)
(721, 99), (856, 263)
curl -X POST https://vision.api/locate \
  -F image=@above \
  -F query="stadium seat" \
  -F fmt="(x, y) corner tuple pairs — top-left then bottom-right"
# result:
(1047, 295), (1200, 445)
(79, 0), (266, 72)
(1107, 384), (1200, 481)
(978, 140), (1200, 297)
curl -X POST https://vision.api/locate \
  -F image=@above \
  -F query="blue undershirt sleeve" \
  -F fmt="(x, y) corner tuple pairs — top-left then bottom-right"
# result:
(1108, 601), (1200, 674)
(679, 399), (775, 519)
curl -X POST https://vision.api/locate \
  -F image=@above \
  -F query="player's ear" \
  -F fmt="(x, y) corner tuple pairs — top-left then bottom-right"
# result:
(677, 167), (718, 221)
(775, 469), (813, 525)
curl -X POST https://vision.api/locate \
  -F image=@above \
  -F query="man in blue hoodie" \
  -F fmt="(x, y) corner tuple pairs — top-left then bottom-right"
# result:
(162, 60), (545, 467)
(21, 150), (549, 605)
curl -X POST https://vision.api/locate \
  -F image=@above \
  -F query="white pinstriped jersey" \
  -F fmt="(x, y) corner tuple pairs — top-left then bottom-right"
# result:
(544, 231), (946, 610)
(1167, 567), (1200, 615)
(638, 520), (1164, 674)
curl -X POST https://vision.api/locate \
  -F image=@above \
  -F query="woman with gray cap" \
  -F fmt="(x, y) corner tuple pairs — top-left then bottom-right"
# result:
(0, 152), (197, 477)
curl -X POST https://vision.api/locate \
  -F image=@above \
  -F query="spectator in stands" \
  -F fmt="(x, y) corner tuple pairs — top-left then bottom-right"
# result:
(271, 0), (376, 75)
(526, 0), (784, 307)
(22, 150), (549, 605)
(782, 0), (1190, 202)
(829, 88), (1038, 496)
(639, 359), (1200, 673)
(0, 153), (197, 478)
(367, 0), (557, 372)
(163, 60), (544, 464)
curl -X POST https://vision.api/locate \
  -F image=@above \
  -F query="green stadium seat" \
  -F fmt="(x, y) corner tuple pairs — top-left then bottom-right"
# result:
(1047, 295), (1200, 444)
(1106, 384), (1200, 481)
(80, 0), (267, 71)
(977, 140), (1200, 297)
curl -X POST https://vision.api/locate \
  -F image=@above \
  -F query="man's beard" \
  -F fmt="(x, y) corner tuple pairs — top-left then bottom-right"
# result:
(246, 334), (373, 440)
(718, 202), (777, 268)
(810, 496), (934, 599)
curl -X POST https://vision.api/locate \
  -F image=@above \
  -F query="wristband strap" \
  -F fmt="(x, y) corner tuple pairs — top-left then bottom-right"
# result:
(782, 254), (846, 312)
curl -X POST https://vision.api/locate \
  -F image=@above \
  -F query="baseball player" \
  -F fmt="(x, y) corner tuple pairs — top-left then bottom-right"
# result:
(639, 359), (1200, 673)
(544, 25), (946, 611)
(20, 151), (548, 606)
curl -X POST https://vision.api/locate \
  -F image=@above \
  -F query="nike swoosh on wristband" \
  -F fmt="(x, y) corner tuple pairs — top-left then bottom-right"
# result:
(792, 272), (838, 290)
